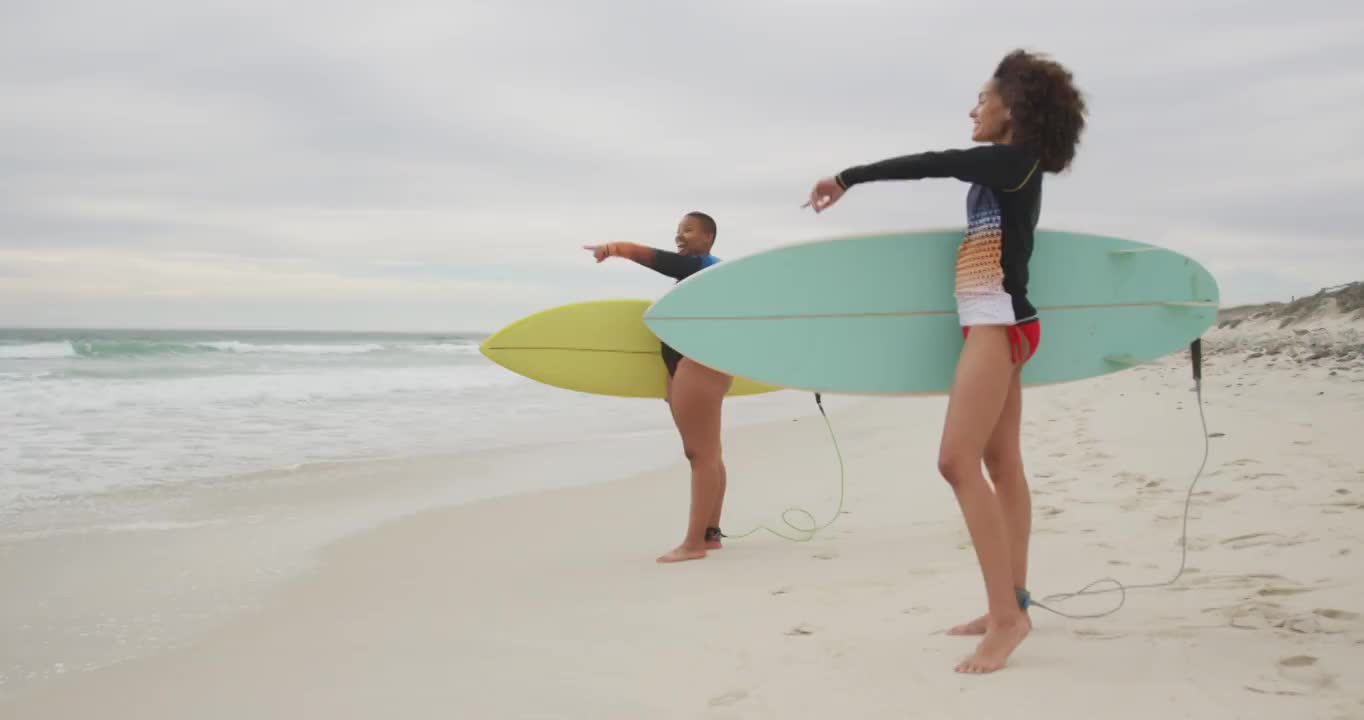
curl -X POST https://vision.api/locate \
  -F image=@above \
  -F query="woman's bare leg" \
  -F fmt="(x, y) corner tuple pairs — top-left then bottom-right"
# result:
(937, 325), (1030, 673)
(659, 359), (732, 563)
(705, 461), (728, 549)
(948, 367), (1031, 636)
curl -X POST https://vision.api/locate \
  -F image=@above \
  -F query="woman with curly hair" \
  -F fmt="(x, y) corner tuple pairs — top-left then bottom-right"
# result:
(803, 49), (1087, 673)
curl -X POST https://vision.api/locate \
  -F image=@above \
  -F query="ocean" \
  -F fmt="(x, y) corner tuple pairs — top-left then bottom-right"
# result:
(2, 326), (806, 523)
(1, 326), (832, 693)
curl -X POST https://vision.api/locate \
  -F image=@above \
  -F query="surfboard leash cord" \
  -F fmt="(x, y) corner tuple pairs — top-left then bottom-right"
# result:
(723, 392), (848, 543)
(720, 339), (1208, 619)
(1026, 338), (1210, 620)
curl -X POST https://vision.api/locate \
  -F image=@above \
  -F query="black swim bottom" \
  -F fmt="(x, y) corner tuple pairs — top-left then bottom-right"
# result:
(661, 343), (682, 377)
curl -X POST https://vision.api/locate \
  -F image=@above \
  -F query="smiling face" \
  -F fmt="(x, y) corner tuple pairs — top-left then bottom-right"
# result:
(970, 78), (1013, 144)
(674, 213), (714, 255)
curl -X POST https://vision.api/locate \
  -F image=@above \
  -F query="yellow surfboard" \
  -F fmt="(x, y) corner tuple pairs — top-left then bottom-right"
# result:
(479, 299), (781, 399)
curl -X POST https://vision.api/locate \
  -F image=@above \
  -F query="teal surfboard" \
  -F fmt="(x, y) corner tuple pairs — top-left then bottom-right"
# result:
(642, 228), (1219, 395)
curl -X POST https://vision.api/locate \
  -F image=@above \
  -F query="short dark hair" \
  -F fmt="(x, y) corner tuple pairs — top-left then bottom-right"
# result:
(992, 49), (1087, 173)
(685, 211), (717, 240)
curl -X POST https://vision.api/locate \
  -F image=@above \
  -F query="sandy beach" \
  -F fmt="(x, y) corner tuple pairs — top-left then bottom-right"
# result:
(6, 2), (1361, 716)
(5, 286), (1364, 719)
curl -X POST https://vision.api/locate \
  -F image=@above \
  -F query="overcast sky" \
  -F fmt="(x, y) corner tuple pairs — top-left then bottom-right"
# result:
(2, 0), (1361, 332)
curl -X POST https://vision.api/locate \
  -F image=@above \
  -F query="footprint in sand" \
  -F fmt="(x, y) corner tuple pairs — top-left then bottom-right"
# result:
(1209, 595), (1345, 638)
(1274, 608), (1364, 635)
(1221, 532), (1310, 550)
(1258, 585), (1316, 598)
(1185, 538), (1213, 552)
(708, 690), (750, 708)
(1113, 471), (1148, 488)
(1207, 598), (1289, 630)
(1244, 685), (1304, 697)
(1072, 627), (1125, 640)
(1207, 491), (1242, 504)
(1273, 654), (1336, 692)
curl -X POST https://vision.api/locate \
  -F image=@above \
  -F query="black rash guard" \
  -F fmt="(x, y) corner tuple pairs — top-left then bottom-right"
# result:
(600, 242), (721, 376)
(836, 144), (1043, 326)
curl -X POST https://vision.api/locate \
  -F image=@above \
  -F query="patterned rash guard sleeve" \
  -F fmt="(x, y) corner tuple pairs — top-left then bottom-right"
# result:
(601, 242), (718, 281)
(835, 144), (1039, 192)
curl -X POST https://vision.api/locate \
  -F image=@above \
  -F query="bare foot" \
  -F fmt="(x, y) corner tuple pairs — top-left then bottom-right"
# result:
(947, 613), (989, 636)
(947, 611), (1030, 636)
(706, 538), (723, 550)
(954, 613), (1030, 674)
(656, 544), (707, 563)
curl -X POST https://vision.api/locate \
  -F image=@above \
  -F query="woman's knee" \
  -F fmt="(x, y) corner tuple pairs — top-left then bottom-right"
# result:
(937, 449), (980, 488)
(682, 443), (722, 467)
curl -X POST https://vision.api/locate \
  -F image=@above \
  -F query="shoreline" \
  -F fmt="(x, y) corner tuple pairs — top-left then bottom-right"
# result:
(0, 386), (837, 700)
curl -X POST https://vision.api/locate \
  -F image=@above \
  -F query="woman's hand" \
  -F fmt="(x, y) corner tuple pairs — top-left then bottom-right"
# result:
(582, 244), (611, 263)
(803, 176), (846, 213)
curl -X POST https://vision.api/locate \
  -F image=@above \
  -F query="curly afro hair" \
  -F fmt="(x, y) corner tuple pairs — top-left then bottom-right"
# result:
(992, 49), (1087, 173)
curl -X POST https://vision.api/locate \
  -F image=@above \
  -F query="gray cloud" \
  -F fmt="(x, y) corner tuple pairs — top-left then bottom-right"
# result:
(2, 0), (1362, 331)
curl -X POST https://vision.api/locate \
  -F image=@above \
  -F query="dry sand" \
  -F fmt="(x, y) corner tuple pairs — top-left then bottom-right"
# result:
(4, 285), (1364, 719)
